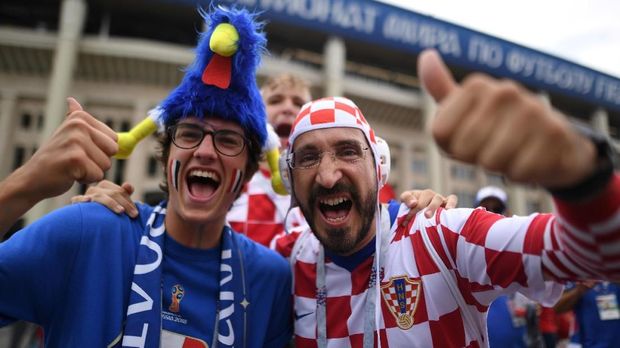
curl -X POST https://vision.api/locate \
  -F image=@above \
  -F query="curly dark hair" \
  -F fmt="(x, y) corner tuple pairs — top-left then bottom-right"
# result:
(156, 122), (261, 197)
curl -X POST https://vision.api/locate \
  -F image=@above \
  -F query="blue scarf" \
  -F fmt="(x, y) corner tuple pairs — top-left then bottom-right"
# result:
(121, 202), (247, 348)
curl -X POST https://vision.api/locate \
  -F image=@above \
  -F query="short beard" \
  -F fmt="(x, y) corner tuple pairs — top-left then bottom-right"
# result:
(299, 182), (377, 255)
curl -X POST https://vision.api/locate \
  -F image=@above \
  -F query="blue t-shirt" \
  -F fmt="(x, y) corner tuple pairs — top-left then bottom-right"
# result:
(0, 202), (292, 347)
(567, 281), (620, 348)
(487, 295), (527, 348)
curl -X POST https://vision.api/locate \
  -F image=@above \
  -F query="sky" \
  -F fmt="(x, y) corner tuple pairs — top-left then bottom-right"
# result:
(379, 0), (620, 78)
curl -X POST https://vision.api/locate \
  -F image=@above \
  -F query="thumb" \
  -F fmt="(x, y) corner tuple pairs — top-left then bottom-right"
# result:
(417, 49), (458, 102)
(66, 97), (83, 116)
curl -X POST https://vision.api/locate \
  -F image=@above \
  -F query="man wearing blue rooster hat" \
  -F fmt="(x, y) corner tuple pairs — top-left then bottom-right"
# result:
(0, 7), (292, 347)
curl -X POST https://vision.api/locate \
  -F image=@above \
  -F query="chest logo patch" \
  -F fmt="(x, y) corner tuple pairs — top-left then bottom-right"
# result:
(380, 275), (421, 330)
(169, 284), (185, 313)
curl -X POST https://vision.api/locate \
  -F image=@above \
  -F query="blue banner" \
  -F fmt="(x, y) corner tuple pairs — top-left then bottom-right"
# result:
(183, 0), (620, 112)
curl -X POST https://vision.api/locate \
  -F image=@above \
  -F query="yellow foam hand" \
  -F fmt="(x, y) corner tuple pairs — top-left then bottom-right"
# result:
(266, 147), (287, 195)
(114, 117), (158, 159)
(209, 23), (239, 57)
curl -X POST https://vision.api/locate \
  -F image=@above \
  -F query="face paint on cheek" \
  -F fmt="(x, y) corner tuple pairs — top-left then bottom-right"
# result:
(227, 168), (244, 194)
(169, 158), (181, 191)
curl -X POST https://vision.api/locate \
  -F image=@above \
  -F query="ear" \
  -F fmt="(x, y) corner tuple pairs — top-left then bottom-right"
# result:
(375, 137), (391, 187)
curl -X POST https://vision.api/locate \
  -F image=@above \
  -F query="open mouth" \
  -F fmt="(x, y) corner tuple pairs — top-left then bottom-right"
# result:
(187, 169), (220, 200)
(318, 195), (353, 224)
(275, 123), (292, 137)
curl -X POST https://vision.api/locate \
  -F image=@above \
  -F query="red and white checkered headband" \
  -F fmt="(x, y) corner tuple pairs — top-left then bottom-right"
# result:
(287, 97), (382, 186)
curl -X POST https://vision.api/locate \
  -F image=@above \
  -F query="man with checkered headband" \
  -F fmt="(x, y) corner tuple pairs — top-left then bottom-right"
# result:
(273, 49), (620, 348)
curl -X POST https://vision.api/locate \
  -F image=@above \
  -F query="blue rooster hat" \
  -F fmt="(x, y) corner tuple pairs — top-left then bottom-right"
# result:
(158, 6), (267, 147)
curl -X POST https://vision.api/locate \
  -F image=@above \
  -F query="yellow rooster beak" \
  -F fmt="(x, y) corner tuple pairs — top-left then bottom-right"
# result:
(209, 23), (239, 57)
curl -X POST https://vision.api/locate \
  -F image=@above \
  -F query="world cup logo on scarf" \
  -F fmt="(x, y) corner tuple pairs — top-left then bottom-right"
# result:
(169, 284), (185, 313)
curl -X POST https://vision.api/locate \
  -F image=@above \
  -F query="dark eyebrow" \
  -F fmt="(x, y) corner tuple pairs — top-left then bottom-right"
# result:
(334, 139), (364, 148)
(294, 143), (319, 153)
(295, 139), (364, 152)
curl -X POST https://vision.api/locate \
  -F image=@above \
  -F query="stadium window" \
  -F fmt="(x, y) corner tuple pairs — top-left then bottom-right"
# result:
(486, 173), (504, 186)
(147, 156), (159, 177)
(13, 146), (25, 170)
(411, 159), (427, 174)
(451, 165), (475, 181)
(37, 113), (44, 130)
(120, 120), (131, 132)
(20, 112), (32, 129)
(456, 190), (476, 208)
(114, 159), (126, 184)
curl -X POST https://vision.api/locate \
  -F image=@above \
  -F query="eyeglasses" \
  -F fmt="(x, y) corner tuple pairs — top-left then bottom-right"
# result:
(287, 142), (369, 169)
(169, 123), (247, 157)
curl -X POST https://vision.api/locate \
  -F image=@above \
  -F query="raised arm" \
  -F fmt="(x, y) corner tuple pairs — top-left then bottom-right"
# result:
(553, 281), (595, 313)
(418, 49), (619, 282)
(0, 98), (118, 235)
(418, 49), (598, 190)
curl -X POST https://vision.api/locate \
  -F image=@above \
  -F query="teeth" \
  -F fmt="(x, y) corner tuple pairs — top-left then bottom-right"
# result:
(326, 215), (346, 223)
(320, 197), (348, 206)
(189, 170), (219, 182)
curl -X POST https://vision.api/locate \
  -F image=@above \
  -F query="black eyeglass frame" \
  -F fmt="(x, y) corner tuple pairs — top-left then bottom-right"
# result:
(168, 123), (248, 157)
(286, 144), (370, 170)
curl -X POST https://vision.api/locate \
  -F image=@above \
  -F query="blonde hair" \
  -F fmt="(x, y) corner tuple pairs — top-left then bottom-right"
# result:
(261, 73), (311, 96)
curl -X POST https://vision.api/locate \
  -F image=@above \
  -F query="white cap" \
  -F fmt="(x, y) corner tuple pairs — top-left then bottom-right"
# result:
(475, 186), (507, 206)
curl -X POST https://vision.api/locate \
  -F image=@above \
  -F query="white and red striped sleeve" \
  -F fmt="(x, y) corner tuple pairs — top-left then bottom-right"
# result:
(546, 174), (620, 280)
(427, 174), (620, 307)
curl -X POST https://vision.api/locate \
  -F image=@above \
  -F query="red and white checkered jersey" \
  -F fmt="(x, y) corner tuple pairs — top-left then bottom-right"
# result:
(227, 168), (305, 246)
(274, 175), (620, 347)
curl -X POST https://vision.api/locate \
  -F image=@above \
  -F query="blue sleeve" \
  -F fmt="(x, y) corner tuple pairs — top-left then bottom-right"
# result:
(387, 199), (401, 225)
(0, 204), (85, 325)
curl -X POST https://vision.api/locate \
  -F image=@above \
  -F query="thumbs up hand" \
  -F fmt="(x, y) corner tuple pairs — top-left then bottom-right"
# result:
(417, 49), (596, 189)
(23, 98), (119, 199)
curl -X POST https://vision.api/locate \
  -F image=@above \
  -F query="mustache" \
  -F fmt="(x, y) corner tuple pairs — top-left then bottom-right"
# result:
(309, 182), (361, 210)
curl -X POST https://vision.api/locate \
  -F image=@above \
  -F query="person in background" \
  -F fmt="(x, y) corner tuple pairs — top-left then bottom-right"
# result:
(227, 73), (311, 245)
(475, 185), (508, 215)
(555, 280), (620, 348)
(476, 186), (543, 348)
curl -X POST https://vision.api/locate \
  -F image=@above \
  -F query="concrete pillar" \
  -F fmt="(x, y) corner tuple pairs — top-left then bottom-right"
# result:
(0, 91), (17, 179)
(28, 0), (86, 222)
(422, 92), (444, 193)
(323, 36), (345, 97)
(591, 108), (610, 136)
(124, 100), (152, 201)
